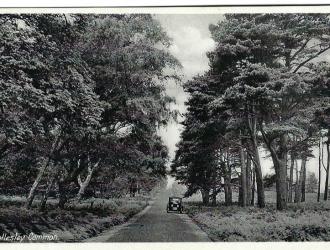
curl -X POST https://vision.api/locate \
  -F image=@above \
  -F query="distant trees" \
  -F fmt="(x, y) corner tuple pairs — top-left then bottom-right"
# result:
(171, 14), (330, 210)
(314, 63), (330, 201)
(306, 172), (318, 193)
(0, 14), (179, 209)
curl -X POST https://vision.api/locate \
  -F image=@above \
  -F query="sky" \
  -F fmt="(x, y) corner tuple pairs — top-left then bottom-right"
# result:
(154, 14), (328, 189)
(156, 14), (221, 159)
(155, 14), (223, 188)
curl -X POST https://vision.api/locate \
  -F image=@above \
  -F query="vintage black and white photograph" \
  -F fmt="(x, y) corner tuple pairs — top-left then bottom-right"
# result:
(0, 4), (330, 243)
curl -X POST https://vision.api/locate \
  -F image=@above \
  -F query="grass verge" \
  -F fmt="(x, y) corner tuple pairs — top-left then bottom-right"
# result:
(0, 180), (165, 242)
(185, 200), (330, 241)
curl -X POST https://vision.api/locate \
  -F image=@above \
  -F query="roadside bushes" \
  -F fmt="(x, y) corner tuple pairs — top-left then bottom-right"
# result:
(0, 196), (149, 242)
(186, 202), (330, 241)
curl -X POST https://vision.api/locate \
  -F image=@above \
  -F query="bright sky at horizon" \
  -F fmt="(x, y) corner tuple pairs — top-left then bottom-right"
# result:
(156, 14), (220, 161)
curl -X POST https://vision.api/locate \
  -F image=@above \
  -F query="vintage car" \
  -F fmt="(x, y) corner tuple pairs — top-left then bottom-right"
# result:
(166, 196), (183, 213)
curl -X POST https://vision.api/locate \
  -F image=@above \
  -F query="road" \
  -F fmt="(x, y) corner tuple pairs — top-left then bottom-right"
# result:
(87, 186), (210, 242)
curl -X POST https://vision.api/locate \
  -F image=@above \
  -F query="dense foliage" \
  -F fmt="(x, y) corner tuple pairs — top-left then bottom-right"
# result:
(0, 14), (179, 209)
(172, 14), (330, 210)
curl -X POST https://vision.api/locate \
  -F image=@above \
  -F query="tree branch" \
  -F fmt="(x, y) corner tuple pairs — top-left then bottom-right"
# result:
(77, 175), (82, 187)
(290, 38), (311, 64)
(259, 121), (280, 165)
(293, 45), (330, 73)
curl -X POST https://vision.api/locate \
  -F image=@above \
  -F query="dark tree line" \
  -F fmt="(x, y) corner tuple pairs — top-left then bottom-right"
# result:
(171, 14), (330, 210)
(0, 14), (180, 210)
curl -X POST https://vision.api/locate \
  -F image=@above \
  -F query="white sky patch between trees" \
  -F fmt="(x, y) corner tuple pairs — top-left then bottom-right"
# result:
(155, 14), (217, 161)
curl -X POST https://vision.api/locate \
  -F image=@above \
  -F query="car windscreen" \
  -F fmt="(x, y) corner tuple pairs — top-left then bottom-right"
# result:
(170, 198), (181, 203)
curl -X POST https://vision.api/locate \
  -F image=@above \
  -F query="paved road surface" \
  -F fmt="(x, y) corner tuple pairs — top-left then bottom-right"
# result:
(87, 187), (210, 242)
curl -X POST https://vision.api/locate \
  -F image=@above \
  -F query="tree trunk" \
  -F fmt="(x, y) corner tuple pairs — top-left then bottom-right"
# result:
(275, 159), (288, 210)
(318, 137), (322, 202)
(76, 159), (100, 201)
(224, 179), (232, 205)
(251, 166), (256, 205)
(301, 158), (307, 202)
(26, 134), (61, 208)
(324, 138), (330, 201)
(26, 157), (51, 208)
(238, 175), (243, 205)
(201, 187), (210, 205)
(211, 162), (218, 206)
(246, 153), (252, 205)
(248, 113), (265, 208)
(260, 123), (288, 210)
(253, 152), (266, 208)
(294, 159), (299, 203)
(58, 180), (68, 209)
(239, 136), (247, 207)
(224, 154), (232, 205)
(295, 158), (306, 204)
(39, 176), (55, 211)
(211, 186), (217, 206)
(271, 134), (288, 210)
(288, 152), (295, 203)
